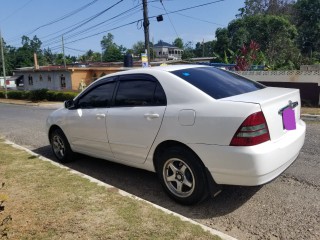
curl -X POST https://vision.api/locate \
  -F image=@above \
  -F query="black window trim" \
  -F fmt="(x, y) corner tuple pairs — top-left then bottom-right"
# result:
(74, 76), (118, 109)
(110, 73), (167, 108)
(72, 74), (167, 109)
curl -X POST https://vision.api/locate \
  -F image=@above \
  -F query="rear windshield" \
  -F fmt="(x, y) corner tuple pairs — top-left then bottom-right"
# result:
(171, 67), (265, 99)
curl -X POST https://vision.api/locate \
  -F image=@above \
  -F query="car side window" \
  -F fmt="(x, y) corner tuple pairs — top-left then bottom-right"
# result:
(77, 82), (115, 108)
(154, 83), (167, 105)
(115, 80), (156, 107)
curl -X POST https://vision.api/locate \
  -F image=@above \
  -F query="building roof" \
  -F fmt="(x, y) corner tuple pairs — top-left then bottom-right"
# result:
(154, 40), (176, 48)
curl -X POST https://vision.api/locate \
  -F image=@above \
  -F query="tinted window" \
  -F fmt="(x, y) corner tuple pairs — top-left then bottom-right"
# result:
(171, 67), (265, 99)
(78, 82), (115, 108)
(154, 83), (167, 105)
(115, 80), (157, 107)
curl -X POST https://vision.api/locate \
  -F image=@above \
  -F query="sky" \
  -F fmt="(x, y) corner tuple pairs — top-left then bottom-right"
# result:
(0, 0), (244, 56)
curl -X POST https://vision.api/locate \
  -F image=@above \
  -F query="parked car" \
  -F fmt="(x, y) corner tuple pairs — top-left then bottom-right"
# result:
(47, 65), (306, 205)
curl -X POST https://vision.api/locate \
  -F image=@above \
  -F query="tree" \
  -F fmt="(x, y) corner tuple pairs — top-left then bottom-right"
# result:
(213, 28), (231, 59)
(214, 15), (300, 69)
(194, 40), (216, 57)
(79, 50), (102, 62)
(0, 38), (16, 76)
(172, 37), (183, 49)
(181, 41), (195, 60)
(238, 0), (295, 17)
(131, 41), (145, 56)
(101, 33), (126, 62)
(13, 35), (46, 68)
(294, 0), (320, 61)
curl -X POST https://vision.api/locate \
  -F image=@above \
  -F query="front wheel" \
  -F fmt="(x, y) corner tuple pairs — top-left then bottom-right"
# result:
(156, 146), (208, 205)
(50, 128), (73, 163)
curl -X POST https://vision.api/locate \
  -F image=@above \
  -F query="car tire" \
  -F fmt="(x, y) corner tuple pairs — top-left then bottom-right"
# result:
(50, 128), (74, 163)
(156, 146), (208, 205)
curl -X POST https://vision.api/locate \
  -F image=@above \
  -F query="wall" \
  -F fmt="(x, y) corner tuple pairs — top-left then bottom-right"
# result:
(238, 70), (320, 106)
(70, 68), (125, 90)
(15, 70), (72, 91)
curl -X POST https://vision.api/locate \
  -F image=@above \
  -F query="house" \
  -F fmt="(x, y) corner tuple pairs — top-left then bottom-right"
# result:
(12, 64), (127, 91)
(0, 76), (17, 90)
(153, 40), (183, 60)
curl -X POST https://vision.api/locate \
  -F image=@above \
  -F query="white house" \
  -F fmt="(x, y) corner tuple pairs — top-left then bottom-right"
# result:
(153, 40), (183, 60)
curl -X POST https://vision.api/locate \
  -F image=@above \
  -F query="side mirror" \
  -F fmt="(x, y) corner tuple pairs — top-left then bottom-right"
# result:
(64, 99), (75, 109)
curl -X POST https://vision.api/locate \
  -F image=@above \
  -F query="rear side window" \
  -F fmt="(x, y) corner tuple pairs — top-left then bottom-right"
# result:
(115, 80), (166, 107)
(171, 67), (265, 99)
(115, 80), (155, 106)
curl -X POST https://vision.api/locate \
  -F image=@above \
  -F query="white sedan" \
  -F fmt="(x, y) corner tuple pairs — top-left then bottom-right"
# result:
(47, 65), (306, 205)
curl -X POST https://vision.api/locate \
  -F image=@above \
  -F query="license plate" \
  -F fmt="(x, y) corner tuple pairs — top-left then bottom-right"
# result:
(282, 108), (296, 130)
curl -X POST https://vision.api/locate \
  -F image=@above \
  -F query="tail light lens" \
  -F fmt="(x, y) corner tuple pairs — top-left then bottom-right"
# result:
(230, 111), (270, 146)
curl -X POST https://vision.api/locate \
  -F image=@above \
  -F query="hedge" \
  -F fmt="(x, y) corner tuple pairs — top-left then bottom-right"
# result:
(0, 89), (78, 102)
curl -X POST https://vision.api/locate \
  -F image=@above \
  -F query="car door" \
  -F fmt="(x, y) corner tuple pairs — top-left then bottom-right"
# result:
(65, 79), (116, 160)
(106, 74), (167, 164)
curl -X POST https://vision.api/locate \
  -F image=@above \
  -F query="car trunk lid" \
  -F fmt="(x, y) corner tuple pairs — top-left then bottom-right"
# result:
(220, 87), (301, 141)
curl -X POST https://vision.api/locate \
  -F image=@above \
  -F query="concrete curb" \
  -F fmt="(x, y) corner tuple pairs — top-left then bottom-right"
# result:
(3, 139), (238, 240)
(301, 114), (320, 121)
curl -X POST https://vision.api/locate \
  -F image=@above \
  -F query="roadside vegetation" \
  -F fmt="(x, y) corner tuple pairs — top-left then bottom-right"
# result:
(0, 139), (220, 240)
(0, 89), (78, 102)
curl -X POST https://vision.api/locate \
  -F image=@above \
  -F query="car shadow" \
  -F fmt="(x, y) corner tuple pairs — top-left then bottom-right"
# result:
(32, 145), (262, 219)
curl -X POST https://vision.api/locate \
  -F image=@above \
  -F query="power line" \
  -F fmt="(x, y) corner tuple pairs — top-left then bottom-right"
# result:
(41, 0), (160, 48)
(5, 0), (99, 44)
(46, 5), (142, 47)
(50, 20), (139, 51)
(41, 0), (124, 46)
(0, 0), (34, 23)
(47, 0), (225, 51)
(150, 0), (225, 19)
(160, 0), (179, 38)
(150, 4), (224, 26)
(65, 47), (87, 53)
(26, 0), (99, 35)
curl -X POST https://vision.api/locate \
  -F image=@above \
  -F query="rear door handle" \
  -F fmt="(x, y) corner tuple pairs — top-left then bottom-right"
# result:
(96, 113), (106, 119)
(144, 113), (160, 119)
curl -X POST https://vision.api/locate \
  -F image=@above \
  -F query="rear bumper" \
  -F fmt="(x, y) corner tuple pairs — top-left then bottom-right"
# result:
(188, 120), (306, 186)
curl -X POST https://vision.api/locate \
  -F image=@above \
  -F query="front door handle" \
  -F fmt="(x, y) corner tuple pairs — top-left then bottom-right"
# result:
(96, 113), (106, 119)
(144, 113), (160, 120)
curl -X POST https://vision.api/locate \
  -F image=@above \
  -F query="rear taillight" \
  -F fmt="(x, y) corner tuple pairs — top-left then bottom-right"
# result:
(230, 111), (270, 146)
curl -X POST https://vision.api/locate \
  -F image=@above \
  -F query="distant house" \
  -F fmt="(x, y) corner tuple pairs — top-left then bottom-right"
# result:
(0, 76), (17, 90)
(153, 40), (183, 60)
(12, 64), (127, 91)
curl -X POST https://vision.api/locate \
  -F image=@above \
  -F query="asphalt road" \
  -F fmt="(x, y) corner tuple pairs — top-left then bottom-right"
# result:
(0, 103), (319, 240)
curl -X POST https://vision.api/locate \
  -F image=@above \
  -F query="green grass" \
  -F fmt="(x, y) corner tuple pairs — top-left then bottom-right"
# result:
(0, 140), (220, 240)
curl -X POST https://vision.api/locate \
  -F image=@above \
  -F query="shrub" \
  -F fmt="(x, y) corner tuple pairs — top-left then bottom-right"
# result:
(7, 91), (30, 100)
(29, 89), (49, 102)
(46, 91), (78, 101)
(2, 89), (78, 102)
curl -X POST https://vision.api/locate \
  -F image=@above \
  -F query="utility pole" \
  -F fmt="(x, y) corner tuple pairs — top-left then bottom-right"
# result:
(62, 35), (66, 68)
(142, 0), (150, 66)
(0, 29), (7, 99)
(202, 39), (205, 57)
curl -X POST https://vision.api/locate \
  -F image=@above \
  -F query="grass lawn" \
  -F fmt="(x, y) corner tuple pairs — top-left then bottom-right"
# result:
(0, 139), (220, 240)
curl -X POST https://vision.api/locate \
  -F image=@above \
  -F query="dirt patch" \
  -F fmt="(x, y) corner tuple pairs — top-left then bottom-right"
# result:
(301, 107), (320, 115)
